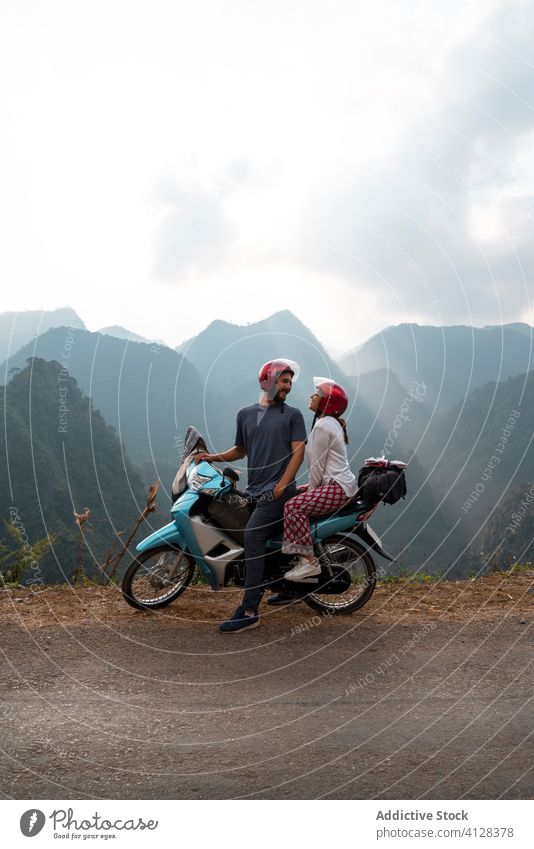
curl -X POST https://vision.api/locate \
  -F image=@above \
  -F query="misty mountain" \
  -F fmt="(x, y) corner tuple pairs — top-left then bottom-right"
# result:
(338, 323), (533, 411)
(182, 309), (352, 451)
(0, 307), (85, 368)
(178, 309), (344, 389)
(3, 327), (204, 492)
(0, 358), (147, 583)
(416, 369), (534, 563)
(197, 350), (461, 573)
(340, 368), (464, 575)
(6, 309), (530, 576)
(98, 325), (168, 346)
(347, 367), (430, 456)
(2, 311), (465, 572)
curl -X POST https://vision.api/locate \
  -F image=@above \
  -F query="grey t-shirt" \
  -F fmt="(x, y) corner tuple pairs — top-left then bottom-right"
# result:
(235, 402), (307, 496)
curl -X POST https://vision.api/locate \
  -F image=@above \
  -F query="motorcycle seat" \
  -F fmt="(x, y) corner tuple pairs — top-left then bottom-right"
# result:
(309, 497), (376, 521)
(265, 498), (378, 548)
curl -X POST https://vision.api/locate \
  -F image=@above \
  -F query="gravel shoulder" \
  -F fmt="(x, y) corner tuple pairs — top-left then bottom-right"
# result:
(0, 572), (532, 800)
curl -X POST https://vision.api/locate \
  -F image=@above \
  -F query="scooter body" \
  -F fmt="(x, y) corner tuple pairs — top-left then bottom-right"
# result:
(135, 460), (392, 594)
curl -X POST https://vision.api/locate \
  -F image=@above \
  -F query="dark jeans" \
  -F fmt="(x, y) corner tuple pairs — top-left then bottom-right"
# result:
(241, 486), (296, 612)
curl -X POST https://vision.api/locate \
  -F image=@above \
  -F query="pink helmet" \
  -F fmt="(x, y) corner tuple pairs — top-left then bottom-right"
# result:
(258, 358), (300, 391)
(314, 376), (349, 416)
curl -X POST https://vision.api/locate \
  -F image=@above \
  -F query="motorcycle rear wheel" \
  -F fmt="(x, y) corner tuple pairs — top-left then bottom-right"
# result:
(304, 535), (377, 615)
(122, 545), (195, 611)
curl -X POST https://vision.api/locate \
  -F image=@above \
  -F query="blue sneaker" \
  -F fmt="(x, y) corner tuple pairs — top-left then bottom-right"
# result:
(219, 607), (260, 633)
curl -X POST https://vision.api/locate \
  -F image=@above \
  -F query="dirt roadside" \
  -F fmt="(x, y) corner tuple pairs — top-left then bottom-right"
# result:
(0, 572), (532, 800)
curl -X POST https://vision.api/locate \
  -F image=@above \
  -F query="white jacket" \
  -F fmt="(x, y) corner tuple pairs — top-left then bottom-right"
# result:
(306, 416), (358, 497)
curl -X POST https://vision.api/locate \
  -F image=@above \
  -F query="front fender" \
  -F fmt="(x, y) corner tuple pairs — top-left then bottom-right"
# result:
(136, 522), (187, 553)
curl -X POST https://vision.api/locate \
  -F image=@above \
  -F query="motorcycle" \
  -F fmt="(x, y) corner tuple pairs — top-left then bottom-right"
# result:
(122, 449), (397, 616)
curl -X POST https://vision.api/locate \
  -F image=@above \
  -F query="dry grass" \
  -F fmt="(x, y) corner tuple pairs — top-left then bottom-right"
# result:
(0, 570), (532, 631)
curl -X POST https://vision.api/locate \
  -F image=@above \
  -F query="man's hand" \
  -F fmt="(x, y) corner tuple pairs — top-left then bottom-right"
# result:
(194, 446), (245, 465)
(194, 452), (213, 465)
(273, 481), (285, 500)
(272, 441), (305, 499)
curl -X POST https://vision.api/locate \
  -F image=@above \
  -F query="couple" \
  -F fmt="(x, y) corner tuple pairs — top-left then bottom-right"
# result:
(195, 358), (357, 633)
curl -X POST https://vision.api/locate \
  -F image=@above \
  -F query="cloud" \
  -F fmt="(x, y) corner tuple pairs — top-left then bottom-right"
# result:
(151, 176), (238, 280)
(2, 0), (532, 346)
(294, 2), (534, 326)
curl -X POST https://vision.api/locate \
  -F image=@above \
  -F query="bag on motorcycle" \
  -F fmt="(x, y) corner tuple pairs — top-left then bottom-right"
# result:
(206, 491), (253, 546)
(357, 464), (407, 505)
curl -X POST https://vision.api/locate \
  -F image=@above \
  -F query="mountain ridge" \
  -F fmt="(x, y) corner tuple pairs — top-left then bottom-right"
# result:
(97, 325), (169, 346)
(339, 322), (533, 411)
(0, 307), (86, 367)
(2, 326), (204, 490)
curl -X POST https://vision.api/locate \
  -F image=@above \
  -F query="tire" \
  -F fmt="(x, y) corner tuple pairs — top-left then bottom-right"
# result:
(122, 545), (195, 611)
(304, 535), (377, 615)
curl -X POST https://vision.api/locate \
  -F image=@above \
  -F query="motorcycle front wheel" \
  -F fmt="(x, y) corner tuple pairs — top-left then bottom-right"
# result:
(122, 545), (195, 611)
(304, 535), (377, 615)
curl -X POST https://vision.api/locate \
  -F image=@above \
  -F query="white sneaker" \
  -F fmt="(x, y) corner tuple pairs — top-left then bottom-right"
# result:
(284, 557), (321, 581)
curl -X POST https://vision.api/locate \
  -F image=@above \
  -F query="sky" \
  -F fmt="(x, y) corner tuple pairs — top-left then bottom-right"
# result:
(1, 0), (533, 351)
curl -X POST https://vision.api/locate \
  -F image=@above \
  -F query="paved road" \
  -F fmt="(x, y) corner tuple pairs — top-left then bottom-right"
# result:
(1, 605), (532, 800)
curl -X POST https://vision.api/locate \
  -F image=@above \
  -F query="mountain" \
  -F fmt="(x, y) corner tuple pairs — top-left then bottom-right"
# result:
(201, 358), (461, 574)
(178, 309), (341, 450)
(347, 367), (430, 454)
(2, 312), (466, 572)
(8, 310), (531, 576)
(178, 309), (345, 390)
(98, 325), (168, 346)
(0, 307), (85, 368)
(2, 327), (204, 490)
(506, 323), (533, 339)
(481, 482), (534, 567)
(339, 368), (464, 575)
(416, 369), (534, 565)
(345, 365), (534, 574)
(181, 310), (350, 450)
(338, 323), (533, 411)
(0, 359), (147, 583)
(4, 311), (353, 498)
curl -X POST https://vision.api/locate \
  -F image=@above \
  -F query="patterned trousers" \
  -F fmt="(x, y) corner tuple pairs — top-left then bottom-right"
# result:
(282, 481), (350, 556)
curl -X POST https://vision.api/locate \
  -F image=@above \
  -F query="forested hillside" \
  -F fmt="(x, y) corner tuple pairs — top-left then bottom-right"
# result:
(0, 359), (148, 583)
(3, 312), (532, 578)
(3, 327), (204, 489)
(480, 482), (534, 567)
(417, 370), (533, 543)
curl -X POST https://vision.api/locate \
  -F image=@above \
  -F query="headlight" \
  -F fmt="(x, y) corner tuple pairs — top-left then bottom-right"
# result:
(187, 466), (214, 492)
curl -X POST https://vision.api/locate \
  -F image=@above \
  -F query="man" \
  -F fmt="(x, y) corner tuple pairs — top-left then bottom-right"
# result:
(195, 358), (306, 632)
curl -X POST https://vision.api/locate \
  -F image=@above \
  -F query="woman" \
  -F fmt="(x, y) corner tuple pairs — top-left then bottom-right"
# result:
(282, 377), (358, 580)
